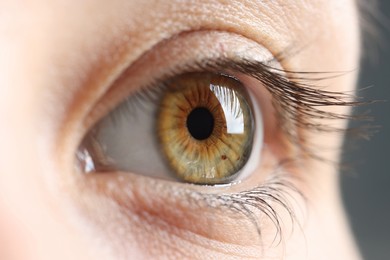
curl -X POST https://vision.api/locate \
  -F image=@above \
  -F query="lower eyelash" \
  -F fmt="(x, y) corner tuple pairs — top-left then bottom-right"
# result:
(183, 163), (304, 249)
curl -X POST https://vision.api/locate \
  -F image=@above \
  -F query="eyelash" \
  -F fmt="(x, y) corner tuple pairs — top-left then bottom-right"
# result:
(183, 169), (302, 247)
(85, 56), (368, 244)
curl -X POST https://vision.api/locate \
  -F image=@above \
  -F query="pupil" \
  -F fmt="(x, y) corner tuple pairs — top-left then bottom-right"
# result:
(186, 107), (214, 140)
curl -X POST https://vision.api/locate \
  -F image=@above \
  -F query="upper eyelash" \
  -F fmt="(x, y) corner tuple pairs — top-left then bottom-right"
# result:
(205, 60), (366, 126)
(119, 57), (371, 161)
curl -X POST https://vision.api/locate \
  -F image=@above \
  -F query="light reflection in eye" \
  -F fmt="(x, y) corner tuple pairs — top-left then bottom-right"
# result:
(77, 72), (263, 185)
(76, 147), (95, 173)
(210, 83), (245, 134)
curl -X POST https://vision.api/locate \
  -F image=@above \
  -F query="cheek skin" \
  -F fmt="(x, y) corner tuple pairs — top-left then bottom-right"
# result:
(0, 0), (361, 260)
(0, 6), (91, 260)
(79, 175), (266, 259)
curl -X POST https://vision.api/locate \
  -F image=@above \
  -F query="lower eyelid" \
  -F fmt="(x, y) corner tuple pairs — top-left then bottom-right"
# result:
(81, 173), (263, 242)
(74, 153), (301, 252)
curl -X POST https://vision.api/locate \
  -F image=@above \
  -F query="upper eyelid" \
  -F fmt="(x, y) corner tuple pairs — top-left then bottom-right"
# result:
(75, 29), (362, 167)
(56, 32), (277, 169)
(78, 36), (276, 133)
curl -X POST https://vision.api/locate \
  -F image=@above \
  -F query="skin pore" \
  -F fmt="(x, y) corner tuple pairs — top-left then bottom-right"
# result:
(0, 0), (361, 259)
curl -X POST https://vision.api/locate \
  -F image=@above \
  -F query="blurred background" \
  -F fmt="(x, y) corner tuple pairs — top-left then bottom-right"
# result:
(341, 0), (390, 259)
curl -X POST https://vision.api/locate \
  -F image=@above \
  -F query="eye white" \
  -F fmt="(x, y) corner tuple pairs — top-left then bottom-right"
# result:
(94, 96), (171, 178)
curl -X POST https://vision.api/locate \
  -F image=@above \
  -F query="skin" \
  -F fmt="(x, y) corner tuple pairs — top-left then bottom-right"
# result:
(0, 0), (361, 259)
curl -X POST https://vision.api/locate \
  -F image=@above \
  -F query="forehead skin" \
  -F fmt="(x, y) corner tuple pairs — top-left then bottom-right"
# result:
(0, 0), (360, 260)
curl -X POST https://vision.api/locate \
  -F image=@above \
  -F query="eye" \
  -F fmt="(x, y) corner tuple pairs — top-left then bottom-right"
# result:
(66, 30), (360, 258)
(78, 72), (263, 185)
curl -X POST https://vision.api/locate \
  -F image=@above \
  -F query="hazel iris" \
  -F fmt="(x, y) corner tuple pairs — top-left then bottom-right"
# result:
(157, 73), (254, 184)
